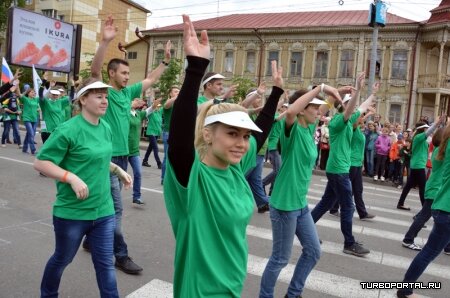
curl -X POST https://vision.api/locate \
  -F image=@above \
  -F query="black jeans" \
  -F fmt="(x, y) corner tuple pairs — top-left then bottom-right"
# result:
(374, 154), (387, 179)
(397, 168), (426, 207)
(403, 199), (433, 244)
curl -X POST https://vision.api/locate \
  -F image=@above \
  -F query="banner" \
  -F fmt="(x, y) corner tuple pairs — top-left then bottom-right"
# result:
(32, 64), (42, 95)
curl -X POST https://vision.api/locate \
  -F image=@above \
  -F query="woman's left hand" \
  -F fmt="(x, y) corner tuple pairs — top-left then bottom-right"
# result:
(116, 167), (132, 189)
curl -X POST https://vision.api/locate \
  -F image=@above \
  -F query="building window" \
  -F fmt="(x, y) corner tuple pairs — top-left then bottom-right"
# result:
(53, 72), (63, 77)
(389, 104), (402, 123)
(154, 50), (164, 65)
(339, 50), (354, 78)
(314, 51), (328, 78)
(367, 49), (382, 78)
(208, 50), (215, 72)
(128, 51), (137, 60)
(42, 9), (58, 18)
(290, 52), (302, 77)
(224, 51), (234, 73)
(391, 50), (408, 80)
(246, 51), (256, 73)
(266, 51), (279, 76)
(26, 0), (33, 5)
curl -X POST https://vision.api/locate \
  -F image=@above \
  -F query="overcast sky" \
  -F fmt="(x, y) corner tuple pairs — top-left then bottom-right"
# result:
(134, 0), (442, 29)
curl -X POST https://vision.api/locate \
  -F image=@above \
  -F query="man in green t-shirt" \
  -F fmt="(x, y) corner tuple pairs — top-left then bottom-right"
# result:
(197, 72), (237, 105)
(83, 15), (171, 275)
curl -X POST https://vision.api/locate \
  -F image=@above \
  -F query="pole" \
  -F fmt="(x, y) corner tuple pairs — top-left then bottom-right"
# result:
(368, 0), (380, 96)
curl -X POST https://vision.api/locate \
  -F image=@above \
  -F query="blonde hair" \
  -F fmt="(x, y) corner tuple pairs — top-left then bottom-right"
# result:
(73, 77), (107, 110)
(195, 102), (248, 158)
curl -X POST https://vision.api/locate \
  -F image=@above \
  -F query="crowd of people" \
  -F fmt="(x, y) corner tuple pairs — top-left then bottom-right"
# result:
(1, 14), (449, 298)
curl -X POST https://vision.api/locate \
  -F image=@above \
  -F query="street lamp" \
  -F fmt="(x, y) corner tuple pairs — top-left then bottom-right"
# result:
(135, 27), (150, 79)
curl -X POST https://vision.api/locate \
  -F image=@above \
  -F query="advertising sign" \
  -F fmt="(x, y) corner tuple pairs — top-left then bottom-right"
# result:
(7, 7), (75, 73)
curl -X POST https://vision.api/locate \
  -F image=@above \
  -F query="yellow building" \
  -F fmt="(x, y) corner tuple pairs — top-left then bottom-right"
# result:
(125, 3), (450, 128)
(21, 0), (150, 78)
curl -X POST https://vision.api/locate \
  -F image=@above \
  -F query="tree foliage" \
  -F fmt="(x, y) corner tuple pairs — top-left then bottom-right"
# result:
(153, 58), (183, 98)
(231, 76), (256, 103)
(78, 53), (108, 81)
(1, 0), (26, 31)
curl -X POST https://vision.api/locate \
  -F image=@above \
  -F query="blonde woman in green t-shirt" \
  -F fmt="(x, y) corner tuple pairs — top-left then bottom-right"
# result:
(34, 78), (132, 297)
(164, 15), (283, 297)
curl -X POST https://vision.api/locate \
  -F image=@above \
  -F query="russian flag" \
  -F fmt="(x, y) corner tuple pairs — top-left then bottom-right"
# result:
(2, 57), (14, 84)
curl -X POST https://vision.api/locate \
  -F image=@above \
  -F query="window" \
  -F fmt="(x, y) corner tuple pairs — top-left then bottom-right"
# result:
(224, 51), (234, 73)
(208, 50), (215, 72)
(154, 50), (164, 65)
(53, 72), (63, 77)
(391, 50), (408, 80)
(25, 0), (33, 5)
(314, 51), (328, 78)
(389, 104), (402, 123)
(42, 9), (58, 18)
(266, 51), (279, 76)
(339, 50), (354, 78)
(127, 51), (137, 59)
(290, 52), (302, 77)
(367, 49), (382, 78)
(246, 51), (256, 73)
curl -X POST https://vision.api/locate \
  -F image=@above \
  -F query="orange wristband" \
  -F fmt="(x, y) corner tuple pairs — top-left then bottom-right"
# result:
(62, 171), (69, 183)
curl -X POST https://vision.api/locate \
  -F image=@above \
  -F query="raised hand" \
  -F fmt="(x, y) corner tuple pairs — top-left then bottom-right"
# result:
(271, 60), (283, 88)
(182, 15), (210, 59)
(257, 81), (266, 96)
(164, 40), (172, 61)
(102, 15), (118, 43)
(223, 84), (238, 99)
(152, 97), (163, 109)
(13, 68), (23, 81)
(371, 82), (381, 95)
(355, 71), (366, 91)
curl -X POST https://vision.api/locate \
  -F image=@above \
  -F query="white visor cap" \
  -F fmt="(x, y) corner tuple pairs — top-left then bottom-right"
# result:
(204, 111), (262, 132)
(309, 97), (327, 105)
(202, 73), (225, 87)
(342, 94), (352, 103)
(416, 124), (430, 130)
(49, 89), (61, 95)
(75, 81), (111, 99)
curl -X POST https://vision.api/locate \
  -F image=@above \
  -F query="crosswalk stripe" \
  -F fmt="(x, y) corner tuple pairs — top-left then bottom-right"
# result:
(125, 279), (173, 298)
(247, 225), (450, 280)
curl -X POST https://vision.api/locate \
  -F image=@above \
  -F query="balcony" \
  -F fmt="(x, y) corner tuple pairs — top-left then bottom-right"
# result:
(417, 74), (450, 89)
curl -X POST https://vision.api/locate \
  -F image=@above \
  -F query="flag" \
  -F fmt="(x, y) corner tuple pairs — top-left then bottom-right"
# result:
(32, 65), (42, 95)
(1, 57), (14, 84)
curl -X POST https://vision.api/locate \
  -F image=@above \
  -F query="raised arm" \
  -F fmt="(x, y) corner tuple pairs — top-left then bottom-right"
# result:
(240, 81), (266, 108)
(91, 15), (117, 80)
(344, 72), (365, 121)
(141, 41), (171, 91)
(168, 15), (210, 187)
(426, 114), (447, 137)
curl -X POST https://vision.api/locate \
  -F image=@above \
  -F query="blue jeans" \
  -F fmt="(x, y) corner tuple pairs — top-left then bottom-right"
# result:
(23, 121), (37, 153)
(125, 155), (142, 200)
(110, 156), (129, 259)
(143, 135), (162, 166)
(2, 119), (21, 145)
(403, 199), (433, 244)
(262, 150), (281, 195)
(41, 215), (118, 298)
(260, 206), (321, 298)
(398, 210), (450, 296)
(365, 149), (374, 176)
(246, 155), (269, 208)
(161, 131), (169, 183)
(311, 173), (355, 247)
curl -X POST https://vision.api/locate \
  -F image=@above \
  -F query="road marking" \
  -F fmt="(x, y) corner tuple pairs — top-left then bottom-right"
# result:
(247, 225), (450, 280)
(0, 238), (11, 246)
(317, 180), (420, 197)
(126, 279), (173, 298)
(142, 187), (163, 194)
(0, 156), (34, 166)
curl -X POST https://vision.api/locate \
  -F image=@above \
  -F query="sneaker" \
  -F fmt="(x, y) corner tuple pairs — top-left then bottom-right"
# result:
(329, 211), (340, 217)
(380, 176), (385, 181)
(157, 163), (162, 169)
(343, 242), (370, 257)
(142, 161), (151, 167)
(402, 241), (422, 251)
(397, 205), (411, 211)
(18, 145), (23, 149)
(373, 176), (378, 181)
(115, 256), (143, 274)
(133, 199), (145, 205)
(360, 213), (376, 221)
(1, 144), (5, 148)
(257, 203), (270, 214)
(397, 185), (403, 189)
(444, 248), (450, 255)
(284, 295), (302, 298)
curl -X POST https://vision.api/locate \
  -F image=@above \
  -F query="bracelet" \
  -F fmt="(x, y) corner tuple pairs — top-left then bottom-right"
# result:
(61, 171), (69, 183)
(320, 83), (325, 93)
(161, 60), (169, 66)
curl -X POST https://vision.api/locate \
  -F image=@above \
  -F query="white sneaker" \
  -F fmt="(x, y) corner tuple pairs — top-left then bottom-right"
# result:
(397, 185), (402, 189)
(381, 176), (385, 181)
(374, 176), (378, 181)
(1, 144), (5, 148)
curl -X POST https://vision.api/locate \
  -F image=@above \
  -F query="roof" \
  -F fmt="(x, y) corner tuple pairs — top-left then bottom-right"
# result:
(428, 0), (450, 25)
(120, 0), (151, 14)
(145, 11), (417, 33)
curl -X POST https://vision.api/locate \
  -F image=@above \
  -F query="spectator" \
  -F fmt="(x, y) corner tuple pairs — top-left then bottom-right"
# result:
(374, 127), (391, 181)
(319, 117), (330, 170)
(365, 121), (378, 177)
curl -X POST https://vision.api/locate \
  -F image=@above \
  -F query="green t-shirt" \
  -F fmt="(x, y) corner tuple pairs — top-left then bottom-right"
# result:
(39, 97), (69, 133)
(128, 110), (147, 156)
(270, 121), (317, 211)
(146, 108), (162, 136)
(350, 127), (366, 167)
(197, 95), (209, 105)
(410, 132), (428, 169)
(425, 147), (444, 200)
(60, 96), (72, 121)
(163, 138), (257, 298)
(1, 96), (21, 120)
(162, 100), (173, 132)
(102, 82), (142, 156)
(36, 115), (114, 220)
(21, 96), (39, 122)
(326, 111), (361, 174)
(267, 113), (282, 151)
(432, 141), (450, 212)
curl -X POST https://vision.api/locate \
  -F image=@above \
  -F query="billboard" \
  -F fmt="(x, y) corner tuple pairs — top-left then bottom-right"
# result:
(6, 7), (76, 73)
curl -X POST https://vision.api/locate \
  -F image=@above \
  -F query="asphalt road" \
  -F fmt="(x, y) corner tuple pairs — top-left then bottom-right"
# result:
(0, 136), (449, 298)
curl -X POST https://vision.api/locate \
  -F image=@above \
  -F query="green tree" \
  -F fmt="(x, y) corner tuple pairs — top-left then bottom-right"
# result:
(231, 76), (256, 103)
(153, 58), (183, 98)
(1, 0), (25, 31)
(78, 53), (108, 81)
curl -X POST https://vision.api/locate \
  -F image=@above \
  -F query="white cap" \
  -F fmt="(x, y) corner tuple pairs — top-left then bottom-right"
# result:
(204, 111), (262, 132)
(342, 94), (351, 103)
(202, 73), (225, 87)
(49, 89), (61, 95)
(416, 124), (430, 130)
(58, 88), (65, 92)
(75, 81), (111, 99)
(309, 97), (327, 105)
(282, 103), (289, 108)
